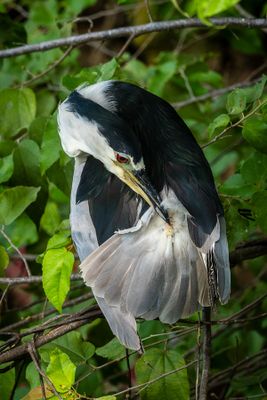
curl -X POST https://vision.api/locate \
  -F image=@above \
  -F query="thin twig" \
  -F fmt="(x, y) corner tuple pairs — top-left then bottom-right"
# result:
(28, 341), (63, 400)
(1, 18), (267, 59)
(172, 77), (260, 110)
(0, 273), (81, 285)
(0, 293), (93, 334)
(117, 33), (136, 58)
(203, 98), (267, 148)
(16, 46), (73, 87)
(209, 349), (267, 389)
(145, 0), (153, 22)
(199, 307), (211, 400)
(0, 227), (31, 276)
(114, 360), (197, 397)
(0, 309), (101, 364)
(73, 0), (167, 23)
(0, 283), (10, 308)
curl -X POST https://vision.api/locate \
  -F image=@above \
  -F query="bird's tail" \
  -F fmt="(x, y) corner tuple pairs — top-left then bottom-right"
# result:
(80, 211), (230, 349)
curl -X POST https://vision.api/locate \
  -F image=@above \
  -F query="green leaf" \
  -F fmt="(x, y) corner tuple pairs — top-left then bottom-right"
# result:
(4, 213), (38, 248)
(208, 114), (230, 137)
(25, 362), (40, 389)
(252, 191), (267, 233)
(241, 152), (267, 186)
(40, 332), (95, 364)
(29, 116), (48, 145)
(220, 174), (255, 198)
(136, 348), (189, 400)
(226, 89), (247, 115)
(47, 348), (76, 392)
(40, 116), (61, 174)
(1, 366), (15, 400)
(96, 397), (117, 400)
(62, 58), (119, 91)
(148, 60), (177, 96)
(0, 245), (9, 276)
(240, 75), (267, 103)
(0, 186), (40, 225)
(195, 0), (240, 19)
(189, 70), (222, 86)
(62, 0), (97, 17)
(98, 58), (119, 81)
(40, 201), (61, 235)
(242, 116), (267, 154)
(42, 248), (74, 312)
(48, 181), (69, 204)
(96, 338), (125, 360)
(12, 139), (41, 186)
(0, 88), (36, 137)
(0, 153), (13, 183)
(46, 231), (72, 251)
(36, 90), (57, 117)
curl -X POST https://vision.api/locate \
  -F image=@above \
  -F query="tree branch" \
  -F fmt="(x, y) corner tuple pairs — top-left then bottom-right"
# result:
(1, 18), (267, 59)
(229, 238), (267, 267)
(0, 309), (101, 364)
(0, 273), (81, 285)
(172, 78), (260, 110)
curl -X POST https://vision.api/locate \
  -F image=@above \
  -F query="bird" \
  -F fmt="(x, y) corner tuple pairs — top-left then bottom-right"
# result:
(57, 80), (230, 351)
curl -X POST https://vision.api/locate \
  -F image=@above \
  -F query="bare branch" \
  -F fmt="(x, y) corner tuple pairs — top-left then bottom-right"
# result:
(172, 78), (260, 110)
(0, 292), (92, 333)
(1, 18), (267, 59)
(0, 309), (101, 364)
(229, 238), (267, 267)
(0, 273), (81, 285)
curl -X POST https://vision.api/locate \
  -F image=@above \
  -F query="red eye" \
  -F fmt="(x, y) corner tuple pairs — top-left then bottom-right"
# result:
(116, 153), (129, 164)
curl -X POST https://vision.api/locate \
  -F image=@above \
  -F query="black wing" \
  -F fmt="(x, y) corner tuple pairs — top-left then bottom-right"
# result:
(76, 155), (146, 245)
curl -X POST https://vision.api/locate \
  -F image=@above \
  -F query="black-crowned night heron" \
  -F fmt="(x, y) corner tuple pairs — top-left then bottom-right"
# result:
(57, 80), (230, 351)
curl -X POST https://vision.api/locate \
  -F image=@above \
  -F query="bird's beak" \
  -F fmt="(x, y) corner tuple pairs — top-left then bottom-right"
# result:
(121, 169), (169, 223)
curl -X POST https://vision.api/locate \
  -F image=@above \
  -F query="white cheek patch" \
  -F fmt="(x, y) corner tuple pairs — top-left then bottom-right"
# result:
(57, 102), (125, 177)
(58, 102), (111, 158)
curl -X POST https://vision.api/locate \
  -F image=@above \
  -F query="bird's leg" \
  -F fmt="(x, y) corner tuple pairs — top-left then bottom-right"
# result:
(199, 307), (211, 400)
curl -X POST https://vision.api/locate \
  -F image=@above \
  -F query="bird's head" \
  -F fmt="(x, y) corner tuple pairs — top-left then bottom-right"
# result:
(58, 82), (168, 222)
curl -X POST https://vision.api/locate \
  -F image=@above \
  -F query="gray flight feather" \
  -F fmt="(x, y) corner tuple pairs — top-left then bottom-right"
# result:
(71, 158), (142, 351)
(80, 205), (218, 341)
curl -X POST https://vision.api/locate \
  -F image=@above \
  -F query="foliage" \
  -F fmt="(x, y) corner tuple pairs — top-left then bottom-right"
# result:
(0, 0), (267, 399)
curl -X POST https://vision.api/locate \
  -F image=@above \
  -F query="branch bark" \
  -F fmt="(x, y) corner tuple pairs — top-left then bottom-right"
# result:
(0, 309), (101, 364)
(0, 18), (267, 59)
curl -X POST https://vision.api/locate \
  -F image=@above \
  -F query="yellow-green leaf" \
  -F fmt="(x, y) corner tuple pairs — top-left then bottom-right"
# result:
(0, 245), (9, 276)
(47, 349), (76, 393)
(42, 248), (74, 312)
